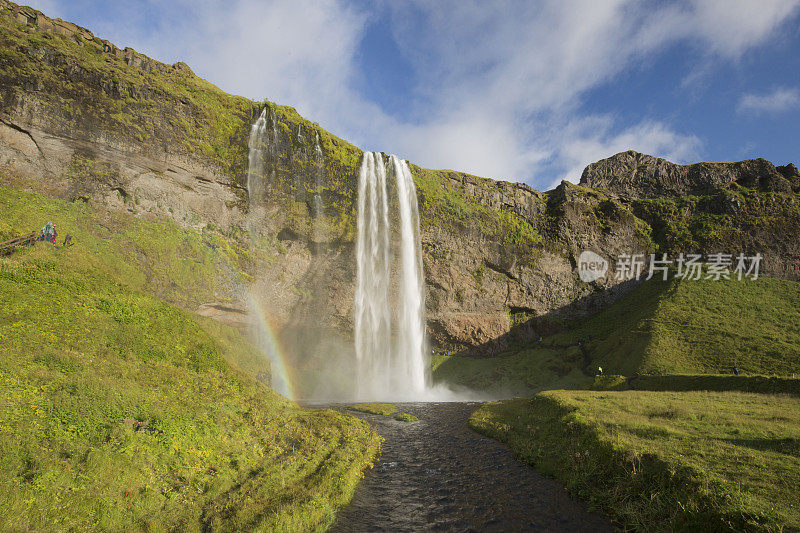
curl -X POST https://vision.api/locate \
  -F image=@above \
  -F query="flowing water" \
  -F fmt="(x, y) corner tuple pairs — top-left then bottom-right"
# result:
(354, 153), (429, 400)
(392, 156), (428, 394)
(354, 153), (393, 399)
(327, 402), (613, 532)
(246, 108), (268, 204)
(246, 108), (292, 397)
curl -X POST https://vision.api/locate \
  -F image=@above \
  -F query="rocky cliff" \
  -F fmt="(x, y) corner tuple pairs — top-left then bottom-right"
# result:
(581, 150), (800, 199)
(1, 0), (798, 367)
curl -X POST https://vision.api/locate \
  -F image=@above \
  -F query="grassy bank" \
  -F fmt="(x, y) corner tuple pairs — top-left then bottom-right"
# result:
(0, 183), (254, 309)
(593, 373), (800, 396)
(432, 347), (591, 395)
(433, 275), (800, 396)
(0, 186), (381, 530)
(470, 391), (800, 531)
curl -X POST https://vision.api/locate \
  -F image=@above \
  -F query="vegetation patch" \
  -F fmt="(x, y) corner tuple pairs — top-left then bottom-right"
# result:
(350, 403), (398, 416)
(0, 245), (380, 531)
(0, 183), (253, 309)
(627, 374), (800, 396)
(432, 349), (591, 395)
(590, 374), (627, 390)
(544, 275), (800, 376)
(632, 188), (800, 253)
(470, 391), (800, 531)
(412, 165), (542, 255)
(394, 412), (419, 422)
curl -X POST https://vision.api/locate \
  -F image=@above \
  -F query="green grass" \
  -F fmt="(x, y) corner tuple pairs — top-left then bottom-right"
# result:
(545, 275), (800, 376)
(434, 273), (800, 395)
(0, 179), (382, 530)
(412, 165), (542, 254)
(627, 374), (800, 395)
(349, 403), (398, 416)
(592, 374), (800, 395)
(432, 347), (591, 395)
(590, 374), (628, 390)
(0, 183), (252, 309)
(393, 413), (418, 422)
(470, 391), (800, 531)
(0, 245), (381, 531)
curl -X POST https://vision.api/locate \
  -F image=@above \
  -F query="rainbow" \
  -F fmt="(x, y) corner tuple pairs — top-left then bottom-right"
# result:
(246, 294), (297, 401)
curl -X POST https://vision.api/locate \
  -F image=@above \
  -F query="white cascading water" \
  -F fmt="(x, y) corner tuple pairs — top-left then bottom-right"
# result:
(391, 155), (428, 394)
(247, 108), (268, 203)
(354, 153), (392, 398)
(245, 108), (291, 398)
(354, 152), (428, 399)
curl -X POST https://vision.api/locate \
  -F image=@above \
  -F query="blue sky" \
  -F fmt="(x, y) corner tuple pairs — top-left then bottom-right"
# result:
(25, 0), (800, 190)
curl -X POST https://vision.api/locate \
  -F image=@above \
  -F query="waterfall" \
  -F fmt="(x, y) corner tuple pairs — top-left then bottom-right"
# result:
(245, 108), (292, 398)
(247, 108), (268, 204)
(312, 131), (324, 222)
(391, 156), (428, 394)
(354, 152), (428, 399)
(354, 153), (392, 398)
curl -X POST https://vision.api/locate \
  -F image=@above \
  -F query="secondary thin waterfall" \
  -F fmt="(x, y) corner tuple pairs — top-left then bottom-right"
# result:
(354, 152), (428, 399)
(247, 108), (268, 203)
(245, 108), (292, 398)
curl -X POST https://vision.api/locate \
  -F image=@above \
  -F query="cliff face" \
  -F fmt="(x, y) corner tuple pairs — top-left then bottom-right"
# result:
(1, 0), (799, 362)
(581, 150), (799, 199)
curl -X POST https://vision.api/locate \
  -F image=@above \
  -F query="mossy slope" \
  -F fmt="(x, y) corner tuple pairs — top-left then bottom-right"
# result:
(432, 347), (591, 396)
(0, 185), (381, 531)
(0, 182), (249, 309)
(434, 274), (800, 394)
(545, 275), (800, 376)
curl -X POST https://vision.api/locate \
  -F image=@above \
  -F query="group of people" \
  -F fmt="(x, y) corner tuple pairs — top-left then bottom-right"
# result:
(38, 221), (57, 243)
(38, 222), (72, 247)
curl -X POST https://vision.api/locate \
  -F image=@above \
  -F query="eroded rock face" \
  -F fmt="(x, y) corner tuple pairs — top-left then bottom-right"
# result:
(580, 150), (795, 199)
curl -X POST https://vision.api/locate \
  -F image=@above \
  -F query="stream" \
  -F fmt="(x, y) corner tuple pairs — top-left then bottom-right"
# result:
(322, 402), (614, 532)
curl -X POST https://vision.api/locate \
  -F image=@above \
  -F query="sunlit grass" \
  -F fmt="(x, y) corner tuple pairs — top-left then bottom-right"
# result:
(432, 347), (591, 395)
(349, 403), (398, 416)
(471, 391), (800, 531)
(0, 186), (381, 531)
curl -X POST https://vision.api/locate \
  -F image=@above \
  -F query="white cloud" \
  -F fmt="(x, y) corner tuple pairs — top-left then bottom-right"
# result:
(737, 87), (800, 114)
(685, 0), (800, 58)
(376, 0), (800, 186)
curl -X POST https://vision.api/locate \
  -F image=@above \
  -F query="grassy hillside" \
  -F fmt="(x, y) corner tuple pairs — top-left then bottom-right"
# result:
(471, 391), (800, 531)
(544, 275), (800, 376)
(433, 274), (800, 394)
(592, 373), (800, 395)
(0, 185), (381, 531)
(0, 182), (254, 309)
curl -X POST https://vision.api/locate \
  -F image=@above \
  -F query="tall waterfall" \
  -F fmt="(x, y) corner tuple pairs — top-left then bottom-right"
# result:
(392, 156), (427, 394)
(354, 152), (428, 399)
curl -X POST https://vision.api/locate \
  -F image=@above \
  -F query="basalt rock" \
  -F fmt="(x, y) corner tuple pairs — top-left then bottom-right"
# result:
(580, 150), (794, 199)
